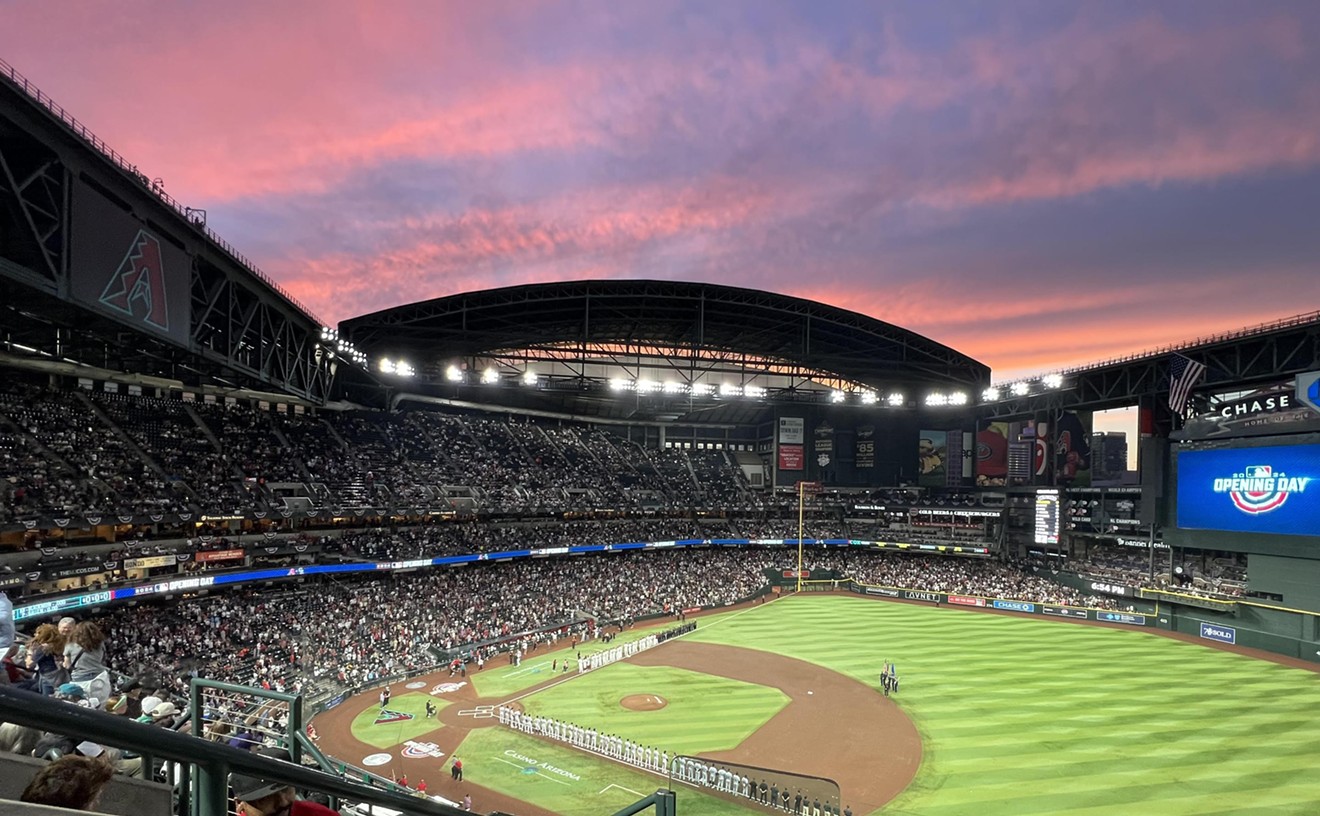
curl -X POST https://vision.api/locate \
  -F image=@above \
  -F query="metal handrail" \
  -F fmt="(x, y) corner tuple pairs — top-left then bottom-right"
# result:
(0, 57), (322, 327)
(0, 686), (469, 816)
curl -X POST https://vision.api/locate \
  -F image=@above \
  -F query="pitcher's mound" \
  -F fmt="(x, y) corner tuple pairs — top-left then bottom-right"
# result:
(621, 694), (668, 711)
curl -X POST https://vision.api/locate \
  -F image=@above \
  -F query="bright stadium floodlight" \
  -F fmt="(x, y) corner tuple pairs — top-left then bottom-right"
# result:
(1043, 373), (1064, 389)
(925, 392), (949, 406)
(636, 379), (659, 394)
(609, 378), (630, 392)
(690, 382), (714, 397)
(719, 382), (743, 397)
(445, 364), (463, 383)
(949, 391), (969, 405)
(982, 386), (1001, 401)
(829, 390), (845, 403)
(1010, 381), (1030, 396)
(886, 392), (904, 407)
(744, 384), (767, 399)
(481, 368), (499, 384)
(662, 380), (683, 394)
(396, 361), (416, 377)
(861, 391), (878, 405)
(378, 359), (395, 374)
(522, 369), (538, 386)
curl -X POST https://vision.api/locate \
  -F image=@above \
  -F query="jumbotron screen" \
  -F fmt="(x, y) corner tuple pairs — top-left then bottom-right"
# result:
(1176, 443), (1320, 537)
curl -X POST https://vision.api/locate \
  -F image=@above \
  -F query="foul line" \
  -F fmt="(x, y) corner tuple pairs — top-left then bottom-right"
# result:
(601, 783), (645, 796)
(492, 755), (570, 785)
(506, 660), (554, 678)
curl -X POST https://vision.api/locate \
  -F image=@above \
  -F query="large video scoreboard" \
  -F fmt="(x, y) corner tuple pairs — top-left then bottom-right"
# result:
(1176, 441), (1320, 538)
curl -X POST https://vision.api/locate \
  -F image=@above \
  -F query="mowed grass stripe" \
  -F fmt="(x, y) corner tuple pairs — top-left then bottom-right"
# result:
(683, 594), (1320, 816)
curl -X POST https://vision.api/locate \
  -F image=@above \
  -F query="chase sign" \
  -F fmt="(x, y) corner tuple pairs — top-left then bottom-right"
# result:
(1298, 371), (1320, 414)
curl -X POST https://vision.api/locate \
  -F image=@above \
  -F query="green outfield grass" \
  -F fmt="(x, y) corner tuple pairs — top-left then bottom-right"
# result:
(471, 611), (743, 699)
(348, 692), (449, 748)
(455, 725), (759, 816)
(679, 594), (1320, 816)
(519, 662), (789, 754)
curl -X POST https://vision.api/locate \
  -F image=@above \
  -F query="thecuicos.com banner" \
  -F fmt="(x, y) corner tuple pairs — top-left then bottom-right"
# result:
(1177, 444), (1320, 536)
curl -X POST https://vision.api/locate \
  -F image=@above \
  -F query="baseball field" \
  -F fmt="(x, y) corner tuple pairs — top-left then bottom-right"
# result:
(313, 593), (1320, 815)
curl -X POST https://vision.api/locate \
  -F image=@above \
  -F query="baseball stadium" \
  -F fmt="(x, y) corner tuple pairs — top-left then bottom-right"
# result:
(4, 35), (1320, 816)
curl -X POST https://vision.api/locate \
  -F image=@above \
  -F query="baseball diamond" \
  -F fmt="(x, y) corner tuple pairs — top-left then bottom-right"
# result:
(312, 593), (1320, 815)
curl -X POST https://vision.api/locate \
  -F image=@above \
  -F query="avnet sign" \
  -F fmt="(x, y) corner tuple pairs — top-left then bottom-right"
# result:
(1199, 622), (1237, 644)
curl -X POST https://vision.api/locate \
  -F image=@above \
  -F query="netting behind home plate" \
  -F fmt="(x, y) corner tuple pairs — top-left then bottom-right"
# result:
(670, 756), (842, 816)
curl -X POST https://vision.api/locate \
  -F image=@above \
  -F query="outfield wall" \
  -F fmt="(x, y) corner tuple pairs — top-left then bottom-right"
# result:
(833, 579), (1320, 664)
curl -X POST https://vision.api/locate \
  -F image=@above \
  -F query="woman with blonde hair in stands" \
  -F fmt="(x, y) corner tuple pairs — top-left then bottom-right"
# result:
(26, 623), (67, 695)
(63, 621), (112, 708)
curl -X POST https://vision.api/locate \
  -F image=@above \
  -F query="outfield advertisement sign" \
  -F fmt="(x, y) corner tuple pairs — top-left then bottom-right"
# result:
(904, 590), (941, 603)
(1043, 605), (1088, 619)
(1097, 612), (1147, 625)
(1200, 622), (1237, 644)
(947, 595), (986, 607)
(993, 600), (1036, 613)
(864, 587), (902, 598)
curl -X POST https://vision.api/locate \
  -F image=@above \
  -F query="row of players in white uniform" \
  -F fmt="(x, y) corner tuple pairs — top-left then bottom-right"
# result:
(495, 706), (834, 814)
(497, 707), (670, 773)
(577, 634), (659, 673)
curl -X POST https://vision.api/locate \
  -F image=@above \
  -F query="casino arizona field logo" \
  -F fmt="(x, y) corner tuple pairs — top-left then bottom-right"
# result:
(373, 708), (414, 725)
(1212, 465), (1310, 514)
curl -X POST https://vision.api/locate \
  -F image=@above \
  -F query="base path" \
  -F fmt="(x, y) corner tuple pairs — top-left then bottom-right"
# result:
(631, 640), (920, 815)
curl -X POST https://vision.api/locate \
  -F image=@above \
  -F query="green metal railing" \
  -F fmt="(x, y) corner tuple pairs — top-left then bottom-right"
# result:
(0, 686), (468, 816)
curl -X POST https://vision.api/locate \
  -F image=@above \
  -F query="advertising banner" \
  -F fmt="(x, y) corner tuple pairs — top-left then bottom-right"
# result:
(947, 594), (986, 607)
(918, 430), (948, 487)
(1199, 622), (1236, 644)
(1043, 605), (1088, 619)
(778, 417), (805, 444)
(195, 548), (246, 563)
(69, 178), (190, 344)
(123, 555), (177, 570)
(778, 445), (804, 471)
(1176, 444), (1320, 536)
(855, 425), (875, 470)
(977, 422), (1009, 487)
(1055, 411), (1093, 487)
(1096, 611), (1147, 625)
(992, 599), (1036, 613)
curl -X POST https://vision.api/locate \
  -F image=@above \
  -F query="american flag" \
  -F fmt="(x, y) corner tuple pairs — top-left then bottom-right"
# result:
(1168, 353), (1207, 414)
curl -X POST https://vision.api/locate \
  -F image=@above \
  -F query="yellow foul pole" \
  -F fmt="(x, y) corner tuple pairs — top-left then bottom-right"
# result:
(796, 480), (805, 592)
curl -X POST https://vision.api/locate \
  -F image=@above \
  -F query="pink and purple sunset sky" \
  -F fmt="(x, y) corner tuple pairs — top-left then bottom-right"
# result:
(5, 0), (1320, 381)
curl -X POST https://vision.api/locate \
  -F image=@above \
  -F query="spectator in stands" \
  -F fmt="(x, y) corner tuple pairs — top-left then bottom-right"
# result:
(25, 622), (67, 695)
(63, 621), (111, 707)
(20, 754), (116, 811)
(229, 765), (340, 816)
(0, 590), (13, 684)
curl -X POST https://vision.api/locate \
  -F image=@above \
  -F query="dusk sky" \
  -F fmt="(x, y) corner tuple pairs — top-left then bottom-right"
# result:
(5, 0), (1320, 381)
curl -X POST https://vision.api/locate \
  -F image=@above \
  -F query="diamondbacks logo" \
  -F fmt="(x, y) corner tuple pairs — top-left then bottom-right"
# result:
(1213, 465), (1310, 514)
(100, 230), (169, 330)
(374, 708), (414, 725)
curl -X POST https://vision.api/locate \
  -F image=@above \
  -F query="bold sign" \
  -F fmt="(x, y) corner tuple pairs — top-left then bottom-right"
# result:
(1298, 372), (1320, 414)
(1043, 605), (1088, 619)
(778, 417), (805, 444)
(903, 590), (940, 603)
(992, 599), (1036, 613)
(778, 445), (804, 471)
(70, 178), (190, 343)
(374, 708), (414, 725)
(1097, 612), (1147, 625)
(1199, 622), (1237, 644)
(195, 549), (246, 563)
(947, 594), (985, 607)
(1089, 581), (1130, 597)
(781, 570), (811, 578)
(402, 740), (447, 759)
(864, 587), (902, 598)
(123, 555), (177, 570)
(1177, 445), (1320, 536)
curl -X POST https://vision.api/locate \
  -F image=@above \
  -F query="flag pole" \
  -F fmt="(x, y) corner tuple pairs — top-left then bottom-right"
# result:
(796, 480), (805, 592)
